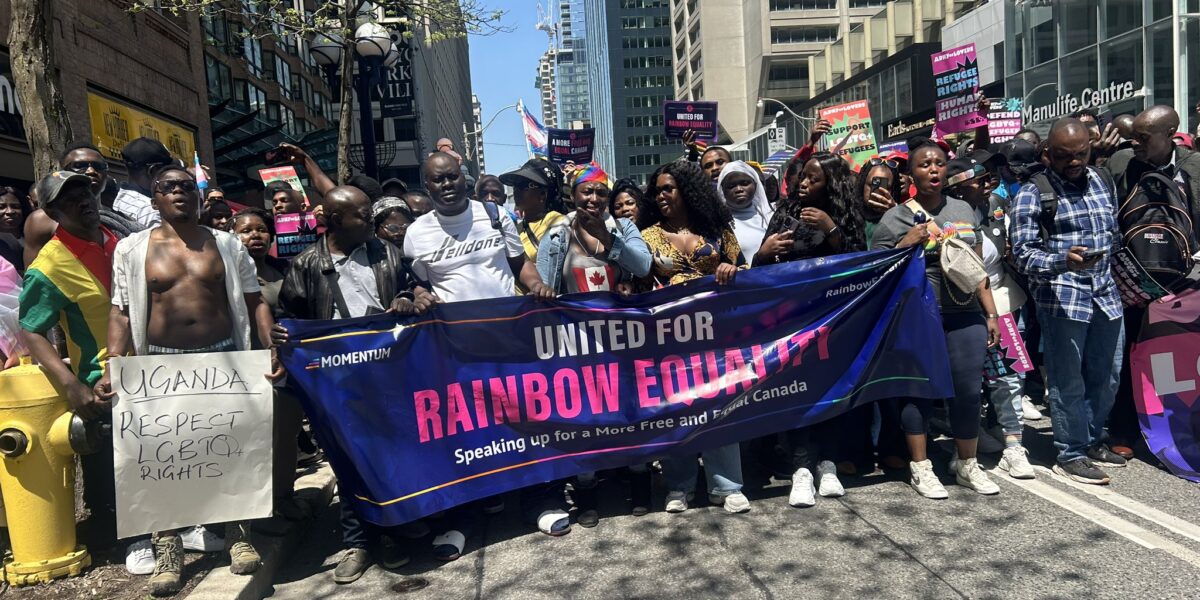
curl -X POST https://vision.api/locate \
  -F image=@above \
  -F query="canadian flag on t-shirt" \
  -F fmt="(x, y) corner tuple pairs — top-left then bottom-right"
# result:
(572, 265), (617, 292)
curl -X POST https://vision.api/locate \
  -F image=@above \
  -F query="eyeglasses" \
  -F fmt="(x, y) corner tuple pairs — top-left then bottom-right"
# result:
(66, 160), (109, 174)
(866, 158), (901, 170)
(381, 223), (409, 235)
(155, 179), (197, 193)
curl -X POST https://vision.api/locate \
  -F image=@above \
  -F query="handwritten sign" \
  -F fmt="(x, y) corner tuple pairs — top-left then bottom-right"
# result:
(111, 350), (273, 538)
(275, 212), (320, 259)
(663, 101), (718, 141)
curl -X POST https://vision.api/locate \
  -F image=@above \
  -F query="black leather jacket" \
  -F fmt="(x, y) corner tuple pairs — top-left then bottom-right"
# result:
(279, 236), (414, 320)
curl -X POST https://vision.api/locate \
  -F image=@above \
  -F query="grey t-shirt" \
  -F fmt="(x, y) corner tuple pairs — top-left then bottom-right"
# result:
(870, 196), (982, 313)
(330, 244), (384, 318)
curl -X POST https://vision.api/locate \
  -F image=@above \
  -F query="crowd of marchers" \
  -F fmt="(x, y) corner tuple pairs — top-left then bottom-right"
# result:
(1, 97), (1197, 595)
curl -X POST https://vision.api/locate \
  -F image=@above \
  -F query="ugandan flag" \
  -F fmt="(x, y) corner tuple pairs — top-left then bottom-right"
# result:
(19, 226), (117, 386)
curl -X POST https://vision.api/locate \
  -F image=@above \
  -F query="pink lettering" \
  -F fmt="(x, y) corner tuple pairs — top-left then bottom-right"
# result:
(582, 363), (620, 414)
(553, 368), (583, 419)
(489, 376), (522, 424)
(523, 373), (552, 421)
(445, 383), (475, 436)
(661, 355), (692, 405)
(414, 390), (442, 443)
(635, 358), (660, 408)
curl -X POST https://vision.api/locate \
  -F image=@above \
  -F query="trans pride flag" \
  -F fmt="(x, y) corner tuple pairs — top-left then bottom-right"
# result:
(518, 100), (547, 157)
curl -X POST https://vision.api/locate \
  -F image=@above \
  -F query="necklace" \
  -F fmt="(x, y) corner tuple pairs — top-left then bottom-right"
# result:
(664, 222), (692, 235)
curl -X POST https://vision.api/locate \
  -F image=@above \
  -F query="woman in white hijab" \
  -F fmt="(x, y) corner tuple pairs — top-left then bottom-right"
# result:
(716, 161), (774, 265)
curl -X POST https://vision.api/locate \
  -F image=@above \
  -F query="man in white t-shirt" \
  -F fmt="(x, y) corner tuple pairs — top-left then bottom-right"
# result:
(404, 153), (553, 300)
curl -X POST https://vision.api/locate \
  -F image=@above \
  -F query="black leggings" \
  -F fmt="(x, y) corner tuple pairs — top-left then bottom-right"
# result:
(887, 312), (987, 440)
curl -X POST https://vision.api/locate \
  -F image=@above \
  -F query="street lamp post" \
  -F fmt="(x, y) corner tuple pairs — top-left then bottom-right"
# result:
(309, 24), (397, 180)
(757, 97), (812, 147)
(462, 102), (520, 161)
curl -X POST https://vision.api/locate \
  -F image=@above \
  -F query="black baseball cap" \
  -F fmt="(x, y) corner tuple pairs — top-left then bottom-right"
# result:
(499, 158), (561, 189)
(37, 170), (94, 209)
(944, 157), (988, 189)
(999, 139), (1041, 177)
(121, 137), (174, 168)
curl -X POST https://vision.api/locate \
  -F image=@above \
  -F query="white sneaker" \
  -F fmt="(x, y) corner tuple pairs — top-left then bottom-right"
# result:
(955, 457), (1000, 495)
(909, 460), (948, 499)
(180, 524), (225, 553)
(999, 446), (1036, 479)
(712, 491), (750, 514)
(1021, 396), (1044, 421)
(816, 461), (845, 498)
(125, 539), (155, 575)
(665, 491), (688, 513)
(788, 468), (816, 507)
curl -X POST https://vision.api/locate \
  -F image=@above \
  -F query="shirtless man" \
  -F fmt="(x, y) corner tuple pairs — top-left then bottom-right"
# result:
(97, 165), (280, 596)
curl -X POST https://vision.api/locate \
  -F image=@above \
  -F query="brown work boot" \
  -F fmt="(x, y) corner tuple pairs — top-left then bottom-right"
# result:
(149, 533), (184, 596)
(226, 522), (261, 575)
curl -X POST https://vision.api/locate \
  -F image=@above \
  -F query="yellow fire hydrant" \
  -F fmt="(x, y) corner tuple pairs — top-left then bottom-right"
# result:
(0, 358), (91, 585)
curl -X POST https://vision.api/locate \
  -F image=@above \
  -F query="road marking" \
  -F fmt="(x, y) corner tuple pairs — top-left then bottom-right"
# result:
(995, 470), (1200, 569)
(1031, 465), (1200, 545)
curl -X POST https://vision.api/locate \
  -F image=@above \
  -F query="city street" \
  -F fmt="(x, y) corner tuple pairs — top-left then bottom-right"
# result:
(267, 416), (1200, 600)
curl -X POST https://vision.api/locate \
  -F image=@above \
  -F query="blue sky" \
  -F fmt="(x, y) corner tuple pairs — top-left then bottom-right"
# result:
(468, 2), (548, 176)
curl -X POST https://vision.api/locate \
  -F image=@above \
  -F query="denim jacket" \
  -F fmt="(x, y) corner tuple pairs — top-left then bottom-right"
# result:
(536, 214), (652, 294)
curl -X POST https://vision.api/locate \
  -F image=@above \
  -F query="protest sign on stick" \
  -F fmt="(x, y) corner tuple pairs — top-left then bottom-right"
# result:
(111, 350), (273, 538)
(818, 100), (878, 171)
(932, 44), (986, 134)
(259, 166), (311, 210)
(546, 128), (596, 166)
(988, 98), (1024, 143)
(663, 101), (718, 141)
(274, 212), (321, 259)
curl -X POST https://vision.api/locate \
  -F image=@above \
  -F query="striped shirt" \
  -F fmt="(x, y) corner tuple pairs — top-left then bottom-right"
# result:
(1010, 167), (1123, 323)
(113, 185), (161, 228)
(19, 226), (117, 386)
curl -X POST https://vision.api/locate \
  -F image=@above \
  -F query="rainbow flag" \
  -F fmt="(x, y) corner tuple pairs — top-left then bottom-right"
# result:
(18, 227), (116, 385)
(518, 100), (547, 158)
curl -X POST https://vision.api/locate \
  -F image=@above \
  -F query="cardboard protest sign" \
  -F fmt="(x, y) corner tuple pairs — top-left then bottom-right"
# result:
(1112, 247), (1172, 307)
(259, 166), (311, 210)
(818, 100), (879, 171)
(546, 128), (596, 166)
(275, 212), (321, 259)
(988, 98), (1023, 143)
(932, 44), (986, 134)
(111, 350), (273, 538)
(663, 101), (718, 141)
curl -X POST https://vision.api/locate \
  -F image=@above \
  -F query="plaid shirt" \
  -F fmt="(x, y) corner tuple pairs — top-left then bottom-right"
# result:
(1010, 167), (1122, 322)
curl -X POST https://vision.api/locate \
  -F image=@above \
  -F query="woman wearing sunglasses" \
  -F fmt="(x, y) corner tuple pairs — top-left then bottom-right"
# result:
(856, 156), (904, 242)
(500, 158), (567, 272)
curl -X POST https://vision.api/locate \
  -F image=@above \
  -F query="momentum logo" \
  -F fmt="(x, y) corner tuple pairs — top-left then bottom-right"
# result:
(305, 347), (392, 370)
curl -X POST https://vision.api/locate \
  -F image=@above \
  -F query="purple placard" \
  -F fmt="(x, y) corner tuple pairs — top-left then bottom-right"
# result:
(663, 101), (718, 141)
(931, 44), (986, 135)
(546, 128), (595, 166)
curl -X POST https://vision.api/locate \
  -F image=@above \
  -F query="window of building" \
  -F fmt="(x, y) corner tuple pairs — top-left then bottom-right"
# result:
(202, 11), (229, 48)
(770, 0), (835, 10)
(624, 75), (671, 89)
(849, 0), (888, 8)
(627, 115), (664, 128)
(247, 83), (267, 112)
(622, 36), (671, 49)
(266, 101), (281, 125)
(275, 56), (292, 98)
(1059, 0), (1097, 55)
(1105, 0), (1144, 37)
(770, 26), (839, 44)
(282, 106), (296, 138)
(1027, 4), (1055, 66)
(244, 36), (263, 77)
(621, 16), (670, 29)
(894, 59), (912, 118)
(767, 62), (808, 89)
(1061, 48), (1098, 102)
(205, 55), (233, 102)
(393, 118), (417, 142)
(626, 95), (667, 108)
(1149, 21), (1174, 103)
(628, 154), (660, 167)
(623, 56), (671, 69)
(620, 0), (667, 7)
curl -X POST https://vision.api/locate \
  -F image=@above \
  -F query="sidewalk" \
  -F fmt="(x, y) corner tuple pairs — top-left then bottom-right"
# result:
(186, 463), (336, 600)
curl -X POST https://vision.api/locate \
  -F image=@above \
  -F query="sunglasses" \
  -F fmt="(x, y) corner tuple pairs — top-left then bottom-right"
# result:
(866, 158), (901, 170)
(155, 179), (198, 193)
(515, 181), (545, 191)
(66, 160), (109, 173)
(381, 222), (410, 235)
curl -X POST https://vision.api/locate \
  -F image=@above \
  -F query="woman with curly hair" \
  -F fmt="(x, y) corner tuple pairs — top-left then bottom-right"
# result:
(855, 157), (903, 242)
(750, 152), (867, 508)
(638, 160), (750, 515)
(754, 151), (865, 266)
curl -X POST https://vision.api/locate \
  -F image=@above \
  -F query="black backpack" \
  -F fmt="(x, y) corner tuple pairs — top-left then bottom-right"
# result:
(1029, 166), (1116, 245)
(1117, 171), (1197, 287)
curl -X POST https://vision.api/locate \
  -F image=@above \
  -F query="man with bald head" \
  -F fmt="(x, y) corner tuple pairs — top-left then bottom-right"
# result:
(275, 184), (432, 584)
(1011, 117), (1126, 485)
(1101, 105), (1200, 457)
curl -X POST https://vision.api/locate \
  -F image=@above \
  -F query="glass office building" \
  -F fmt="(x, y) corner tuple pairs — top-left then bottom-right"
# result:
(1005, 0), (1200, 128)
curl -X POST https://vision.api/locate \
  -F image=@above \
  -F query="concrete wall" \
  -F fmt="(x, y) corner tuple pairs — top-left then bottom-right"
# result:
(941, 0), (1005, 87)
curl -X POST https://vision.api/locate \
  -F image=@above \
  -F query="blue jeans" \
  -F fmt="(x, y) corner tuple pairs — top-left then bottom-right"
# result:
(987, 308), (1027, 438)
(662, 444), (743, 497)
(1037, 304), (1124, 463)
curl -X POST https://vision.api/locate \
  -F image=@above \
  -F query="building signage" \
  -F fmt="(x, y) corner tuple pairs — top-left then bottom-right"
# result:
(1022, 81), (1137, 124)
(380, 28), (414, 119)
(86, 91), (196, 163)
(881, 112), (936, 141)
(0, 50), (25, 141)
(768, 126), (787, 154)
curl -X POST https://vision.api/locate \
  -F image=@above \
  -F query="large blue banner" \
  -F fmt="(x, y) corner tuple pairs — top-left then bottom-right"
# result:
(279, 248), (952, 526)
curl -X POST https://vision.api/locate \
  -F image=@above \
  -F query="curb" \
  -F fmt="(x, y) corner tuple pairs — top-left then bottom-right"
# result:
(187, 463), (336, 600)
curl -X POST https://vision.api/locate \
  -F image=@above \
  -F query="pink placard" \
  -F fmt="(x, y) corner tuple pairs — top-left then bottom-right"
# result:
(931, 44), (986, 135)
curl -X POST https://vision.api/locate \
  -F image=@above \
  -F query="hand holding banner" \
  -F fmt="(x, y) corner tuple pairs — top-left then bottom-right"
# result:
(111, 350), (274, 538)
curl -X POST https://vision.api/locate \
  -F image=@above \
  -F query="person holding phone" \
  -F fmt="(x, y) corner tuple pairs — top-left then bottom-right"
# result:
(856, 156), (904, 242)
(1010, 118), (1126, 486)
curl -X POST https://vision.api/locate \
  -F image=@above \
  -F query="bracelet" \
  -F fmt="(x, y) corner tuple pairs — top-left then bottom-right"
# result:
(985, 313), (1000, 319)
(826, 225), (840, 236)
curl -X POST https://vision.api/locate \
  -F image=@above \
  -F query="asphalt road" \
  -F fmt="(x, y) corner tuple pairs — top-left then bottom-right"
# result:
(267, 416), (1200, 600)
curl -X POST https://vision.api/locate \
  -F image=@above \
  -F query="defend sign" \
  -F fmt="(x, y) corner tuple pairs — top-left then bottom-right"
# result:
(664, 101), (718, 140)
(111, 350), (274, 538)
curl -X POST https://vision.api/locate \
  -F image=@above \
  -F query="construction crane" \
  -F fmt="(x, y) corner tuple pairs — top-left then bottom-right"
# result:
(535, 1), (558, 51)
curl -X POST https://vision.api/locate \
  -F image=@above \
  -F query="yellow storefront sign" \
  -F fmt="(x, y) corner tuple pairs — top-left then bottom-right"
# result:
(86, 91), (196, 163)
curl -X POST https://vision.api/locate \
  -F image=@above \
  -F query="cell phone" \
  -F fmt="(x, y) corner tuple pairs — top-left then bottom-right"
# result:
(870, 176), (886, 191)
(264, 147), (286, 166)
(782, 215), (802, 235)
(1079, 248), (1108, 260)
